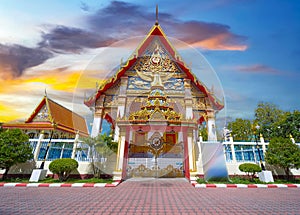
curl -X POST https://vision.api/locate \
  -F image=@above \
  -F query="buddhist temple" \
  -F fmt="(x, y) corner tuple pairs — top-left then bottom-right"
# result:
(84, 11), (224, 180)
(2, 95), (89, 170)
(2, 9), (300, 180)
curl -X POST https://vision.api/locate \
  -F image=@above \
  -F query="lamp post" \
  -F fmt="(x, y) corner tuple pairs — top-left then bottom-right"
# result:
(254, 125), (265, 171)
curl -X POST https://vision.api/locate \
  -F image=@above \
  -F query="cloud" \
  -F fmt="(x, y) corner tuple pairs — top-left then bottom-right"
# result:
(38, 26), (117, 54)
(90, 1), (247, 50)
(0, 1), (248, 81)
(0, 68), (101, 122)
(80, 1), (90, 12)
(0, 44), (53, 79)
(38, 1), (247, 53)
(235, 64), (282, 74)
(189, 33), (247, 51)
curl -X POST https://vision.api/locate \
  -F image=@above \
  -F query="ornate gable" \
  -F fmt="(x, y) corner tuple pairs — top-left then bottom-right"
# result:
(32, 104), (50, 122)
(85, 22), (223, 112)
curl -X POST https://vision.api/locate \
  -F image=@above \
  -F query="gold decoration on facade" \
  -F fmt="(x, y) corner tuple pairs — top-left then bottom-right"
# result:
(129, 88), (181, 124)
(133, 43), (179, 88)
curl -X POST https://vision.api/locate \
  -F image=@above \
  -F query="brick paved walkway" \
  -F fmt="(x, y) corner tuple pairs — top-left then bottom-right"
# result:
(1, 178), (299, 215)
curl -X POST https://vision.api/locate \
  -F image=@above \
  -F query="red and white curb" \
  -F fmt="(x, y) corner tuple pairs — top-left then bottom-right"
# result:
(0, 181), (121, 188)
(191, 182), (300, 188)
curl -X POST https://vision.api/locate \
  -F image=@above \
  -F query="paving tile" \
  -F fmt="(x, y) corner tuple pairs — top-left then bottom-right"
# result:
(1, 178), (300, 215)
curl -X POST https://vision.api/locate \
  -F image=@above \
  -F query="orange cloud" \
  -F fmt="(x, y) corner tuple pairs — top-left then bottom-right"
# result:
(0, 69), (104, 122)
(0, 102), (27, 122)
(234, 64), (281, 74)
(191, 33), (248, 51)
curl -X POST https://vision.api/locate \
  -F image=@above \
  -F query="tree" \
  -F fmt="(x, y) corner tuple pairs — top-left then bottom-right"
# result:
(254, 102), (285, 141)
(49, 158), (78, 182)
(199, 126), (208, 141)
(0, 129), (33, 180)
(79, 135), (98, 176)
(227, 118), (252, 141)
(276, 111), (300, 142)
(80, 133), (118, 178)
(265, 137), (300, 180)
(239, 163), (262, 181)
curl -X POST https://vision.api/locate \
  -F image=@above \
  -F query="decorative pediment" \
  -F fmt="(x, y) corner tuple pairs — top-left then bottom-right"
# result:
(150, 109), (165, 120)
(84, 22), (224, 111)
(32, 104), (50, 122)
(128, 87), (181, 124)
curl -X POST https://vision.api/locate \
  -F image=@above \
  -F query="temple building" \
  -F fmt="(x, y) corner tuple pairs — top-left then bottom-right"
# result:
(2, 95), (89, 174)
(84, 16), (224, 180)
(2, 13), (299, 180)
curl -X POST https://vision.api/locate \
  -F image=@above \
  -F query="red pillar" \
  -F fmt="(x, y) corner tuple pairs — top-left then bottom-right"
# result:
(182, 129), (190, 180)
(121, 128), (130, 180)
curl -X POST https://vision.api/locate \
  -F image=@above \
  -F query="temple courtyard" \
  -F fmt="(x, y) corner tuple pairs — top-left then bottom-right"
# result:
(1, 178), (299, 215)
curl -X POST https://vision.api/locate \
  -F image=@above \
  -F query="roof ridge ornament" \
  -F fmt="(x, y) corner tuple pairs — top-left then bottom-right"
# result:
(155, 5), (159, 25)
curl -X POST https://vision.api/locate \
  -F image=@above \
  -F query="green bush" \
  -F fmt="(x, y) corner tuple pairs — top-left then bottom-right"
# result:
(49, 158), (78, 182)
(239, 163), (262, 181)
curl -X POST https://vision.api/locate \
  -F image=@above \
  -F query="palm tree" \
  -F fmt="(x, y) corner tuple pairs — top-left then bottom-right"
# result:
(80, 133), (118, 178)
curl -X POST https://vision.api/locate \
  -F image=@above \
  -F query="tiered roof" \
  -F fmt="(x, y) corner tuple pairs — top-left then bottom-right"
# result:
(84, 22), (224, 111)
(3, 96), (89, 137)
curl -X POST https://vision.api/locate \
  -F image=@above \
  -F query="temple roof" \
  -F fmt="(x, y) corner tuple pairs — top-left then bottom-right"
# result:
(84, 23), (224, 111)
(3, 96), (89, 137)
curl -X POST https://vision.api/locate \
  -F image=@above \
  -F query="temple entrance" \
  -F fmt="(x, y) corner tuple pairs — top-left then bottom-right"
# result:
(85, 17), (224, 181)
(126, 131), (184, 178)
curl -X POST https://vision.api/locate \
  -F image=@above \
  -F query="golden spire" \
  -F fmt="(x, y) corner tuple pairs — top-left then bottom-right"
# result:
(155, 5), (159, 25)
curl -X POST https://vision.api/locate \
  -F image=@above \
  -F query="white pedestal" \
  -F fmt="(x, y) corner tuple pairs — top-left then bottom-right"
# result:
(113, 171), (122, 181)
(258, 170), (274, 183)
(29, 169), (47, 182)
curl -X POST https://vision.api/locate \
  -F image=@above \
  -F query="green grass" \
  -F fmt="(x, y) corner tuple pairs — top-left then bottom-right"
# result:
(0, 177), (114, 184)
(196, 177), (300, 184)
(0, 178), (29, 183)
(39, 177), (113, 183)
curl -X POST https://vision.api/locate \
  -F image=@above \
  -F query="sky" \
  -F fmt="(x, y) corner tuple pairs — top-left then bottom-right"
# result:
(0, 0), (299, 125)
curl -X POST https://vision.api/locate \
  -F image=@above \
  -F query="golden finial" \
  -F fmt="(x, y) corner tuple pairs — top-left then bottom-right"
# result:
(155, 5), (159, 25)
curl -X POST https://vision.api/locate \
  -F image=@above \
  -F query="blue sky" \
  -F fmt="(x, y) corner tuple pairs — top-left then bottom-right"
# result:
(0, 0), (299, 123)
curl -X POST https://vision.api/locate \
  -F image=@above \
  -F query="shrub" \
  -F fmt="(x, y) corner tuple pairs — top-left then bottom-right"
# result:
(49, 158), (78, 182)
(239, 163), (262, 181)
(265, 137), (300, 180)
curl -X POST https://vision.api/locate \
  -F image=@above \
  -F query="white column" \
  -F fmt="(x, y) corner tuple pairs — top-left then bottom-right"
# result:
(230, 139), (237, 163)
(197, 139), (202, 158)
(117, 135), (126, 170)
(178, 131), (183, 142)
(199, 134), (203, 143)
(34, 131), (44, 161)
(184, 79), (193, 119)
(186, 106), (193, 119)
(60, 143), (65, 159)
(241, 147), (244, 162)
(114, 125), (120, 142)
(91, 95), (106, 137)
(207, 118), (217, 141)
(117, 97), (126, 118)
(260, 134), (266, 153)
(117, 77), (128, 119)
(188, 136), (194, 171)
(91, 117), (102, 137)
(71, 132), (80, 159)
(252, 146), (257, 163)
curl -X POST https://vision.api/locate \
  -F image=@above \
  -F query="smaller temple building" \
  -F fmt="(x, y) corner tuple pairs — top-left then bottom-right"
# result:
(1, 95), (89, 177)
